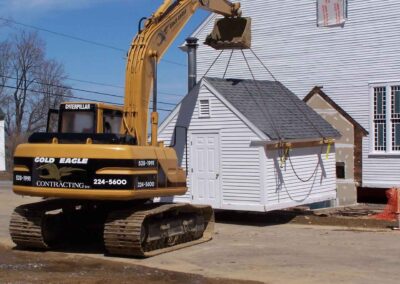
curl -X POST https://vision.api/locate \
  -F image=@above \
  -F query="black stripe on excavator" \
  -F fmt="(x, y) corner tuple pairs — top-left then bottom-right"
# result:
(13, 157), (159, 190)
(13, 172), (158, 190)
(28, 133), (137, 145)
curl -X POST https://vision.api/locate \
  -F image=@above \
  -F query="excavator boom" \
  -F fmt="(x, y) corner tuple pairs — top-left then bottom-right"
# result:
(123, 0), (250, 146)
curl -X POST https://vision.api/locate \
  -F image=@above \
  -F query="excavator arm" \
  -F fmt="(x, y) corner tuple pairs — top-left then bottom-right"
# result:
(123, 0), (244, 146)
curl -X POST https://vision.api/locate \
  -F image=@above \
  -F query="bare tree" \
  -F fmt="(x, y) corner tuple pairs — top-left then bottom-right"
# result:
(0, 30), (71, 170)
(27, 60), (72, 132)
(0, 41), (11, 106)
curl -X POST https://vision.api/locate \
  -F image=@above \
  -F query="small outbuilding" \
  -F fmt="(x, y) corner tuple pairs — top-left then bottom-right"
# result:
(158, 78), (340, 212)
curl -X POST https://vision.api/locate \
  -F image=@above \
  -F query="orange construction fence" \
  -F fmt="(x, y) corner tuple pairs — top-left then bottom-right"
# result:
(370, 188), (400, 221)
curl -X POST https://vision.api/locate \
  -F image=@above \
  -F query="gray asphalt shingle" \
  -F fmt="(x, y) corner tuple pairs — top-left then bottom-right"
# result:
(205, 77), (340, 140)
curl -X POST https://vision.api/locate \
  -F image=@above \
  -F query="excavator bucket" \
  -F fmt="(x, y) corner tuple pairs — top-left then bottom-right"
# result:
(204, 17), (251, 50)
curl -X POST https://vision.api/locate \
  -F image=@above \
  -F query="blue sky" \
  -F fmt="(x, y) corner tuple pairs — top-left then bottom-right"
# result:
(0, 0), (211, 119)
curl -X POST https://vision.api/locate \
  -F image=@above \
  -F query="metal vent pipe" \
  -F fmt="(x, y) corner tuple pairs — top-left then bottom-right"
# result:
(185, 37), (199, 92)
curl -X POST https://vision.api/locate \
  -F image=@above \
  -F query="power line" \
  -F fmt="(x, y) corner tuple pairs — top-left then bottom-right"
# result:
(64, 77), (124, 90)
(1, 83), (120, 105)
(160, 59), (186, 67)
(0, 74), (177, 106)
(63, 76), (185, 98)
(0, 17), (187, 68)
(0, 84), (173, 112)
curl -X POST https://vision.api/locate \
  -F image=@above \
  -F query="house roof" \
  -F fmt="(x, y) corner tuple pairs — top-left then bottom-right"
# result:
(303, 86), (369, 136)
(204, 77), (341, 140)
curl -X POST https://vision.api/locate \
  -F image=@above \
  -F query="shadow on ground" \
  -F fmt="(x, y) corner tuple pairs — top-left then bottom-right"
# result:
(215, 210), (297, 227)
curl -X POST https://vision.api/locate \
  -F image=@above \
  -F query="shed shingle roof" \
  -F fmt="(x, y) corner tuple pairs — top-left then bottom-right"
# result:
(205, 77), (340, 140)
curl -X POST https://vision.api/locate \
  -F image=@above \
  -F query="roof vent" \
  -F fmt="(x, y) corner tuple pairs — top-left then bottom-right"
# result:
(199, 99), (210, 118)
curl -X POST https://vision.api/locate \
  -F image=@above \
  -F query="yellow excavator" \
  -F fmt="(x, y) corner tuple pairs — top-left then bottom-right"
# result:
(10, 0), (251, 257)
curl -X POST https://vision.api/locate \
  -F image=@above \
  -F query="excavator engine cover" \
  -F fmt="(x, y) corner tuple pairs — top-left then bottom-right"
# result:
(205, 17), (251, 50)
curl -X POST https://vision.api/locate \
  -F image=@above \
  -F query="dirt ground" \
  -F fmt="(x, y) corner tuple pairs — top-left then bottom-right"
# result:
(0, 244), (257, 284)
(217, 204), (396, 229)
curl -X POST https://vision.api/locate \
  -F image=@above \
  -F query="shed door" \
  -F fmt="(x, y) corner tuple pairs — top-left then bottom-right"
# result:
(191, 133), (220, 208)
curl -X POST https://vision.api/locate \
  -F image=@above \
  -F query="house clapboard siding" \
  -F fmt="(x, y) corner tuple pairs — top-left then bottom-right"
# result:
(192, 0), (400, 188)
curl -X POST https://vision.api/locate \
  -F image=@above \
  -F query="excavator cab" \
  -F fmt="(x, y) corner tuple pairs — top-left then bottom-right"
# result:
(46, 103), (123, 135)
(29, 102), (135, 145)
(204, 17), (251, 50)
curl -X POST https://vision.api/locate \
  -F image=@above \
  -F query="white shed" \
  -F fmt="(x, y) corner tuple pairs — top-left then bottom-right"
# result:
(158, 77), (340, 212)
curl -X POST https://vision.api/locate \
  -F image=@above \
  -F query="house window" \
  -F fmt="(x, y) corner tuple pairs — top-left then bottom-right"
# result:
(336, 162), (345, 179)
(199, 99), (210, 118)
(373, 87), (386, 151)
(391, 86), (400, 151)
(317, 0), (348, 27)
(371, 84), (400, 153)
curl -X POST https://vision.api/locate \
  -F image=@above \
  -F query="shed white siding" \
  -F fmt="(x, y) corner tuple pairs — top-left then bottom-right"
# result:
(265, 146), (336, 211)
(159, 82), (265, 211)
(158, 109), (191, 203)
(192, 0), (400, 187)
(159, 80), (337, 211)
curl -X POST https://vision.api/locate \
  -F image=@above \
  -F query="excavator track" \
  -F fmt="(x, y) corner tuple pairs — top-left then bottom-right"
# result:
(104, 203), (214, 257)
(9, 200), (66, 250)
(10, 200), (214, 257)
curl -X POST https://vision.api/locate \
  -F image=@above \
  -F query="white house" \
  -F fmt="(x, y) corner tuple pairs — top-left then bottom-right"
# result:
(158, 77), (339, 212)
(189, 0), (400, 192)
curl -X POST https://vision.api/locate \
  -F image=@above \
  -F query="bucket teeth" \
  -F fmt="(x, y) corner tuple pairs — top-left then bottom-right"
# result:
(205, 17), (251, 50)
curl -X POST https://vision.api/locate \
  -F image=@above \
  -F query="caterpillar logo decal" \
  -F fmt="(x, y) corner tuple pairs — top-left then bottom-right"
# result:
(156, 8), (187, 46)
(37, 164), (85, 181)
(156, 29), (167, 46)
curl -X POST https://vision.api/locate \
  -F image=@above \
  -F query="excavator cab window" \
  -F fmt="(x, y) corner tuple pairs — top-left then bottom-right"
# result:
(103, 109), (122, 134)
(46, 109), (59, 133)
(59, 104), (96, 134)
